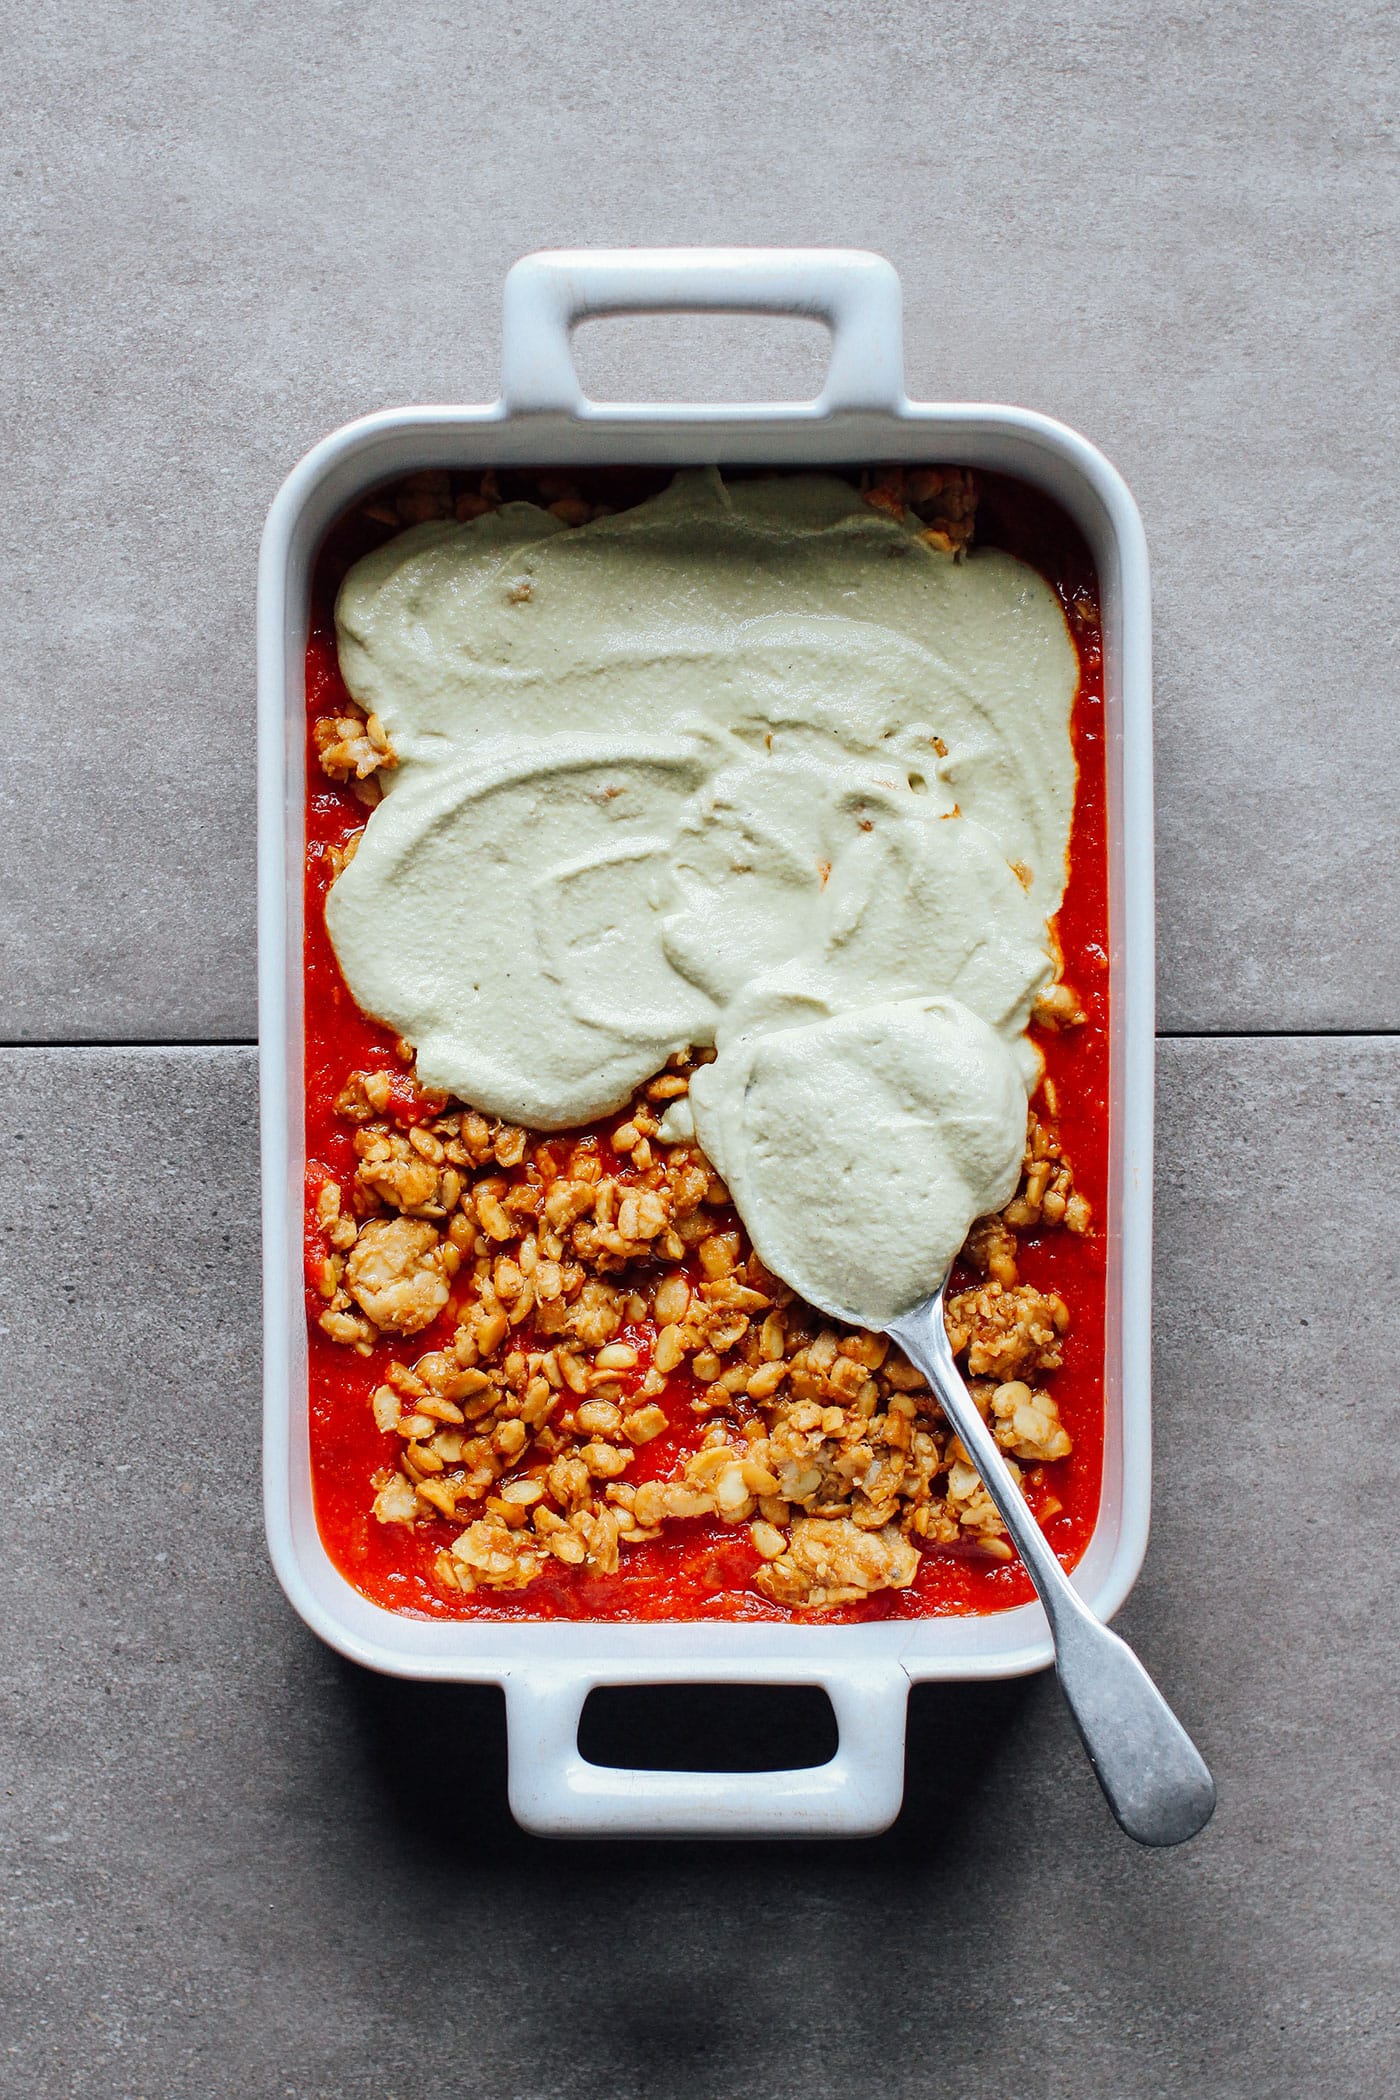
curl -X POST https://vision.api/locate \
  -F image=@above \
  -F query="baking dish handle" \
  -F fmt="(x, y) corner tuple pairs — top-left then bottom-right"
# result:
(502, 1665), (909, 1838)
(500, 247), (907, 418)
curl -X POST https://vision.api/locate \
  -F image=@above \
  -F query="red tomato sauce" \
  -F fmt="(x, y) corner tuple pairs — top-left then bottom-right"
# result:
(301, 471), (1109, 1622)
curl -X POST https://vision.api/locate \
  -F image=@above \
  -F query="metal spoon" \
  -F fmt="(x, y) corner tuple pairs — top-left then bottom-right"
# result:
(885, 1282), (1216, 1847)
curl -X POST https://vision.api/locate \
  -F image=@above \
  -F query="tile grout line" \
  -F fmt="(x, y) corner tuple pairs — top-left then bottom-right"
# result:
(1159, 1028), (1400, 1040)
(0, 1038), (262, 1051)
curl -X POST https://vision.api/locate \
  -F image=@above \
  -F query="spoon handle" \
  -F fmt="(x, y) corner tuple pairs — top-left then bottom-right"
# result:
(887, 1294), (1215, 1847)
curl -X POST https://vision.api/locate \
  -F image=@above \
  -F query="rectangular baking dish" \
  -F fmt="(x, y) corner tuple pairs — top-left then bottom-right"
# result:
(258, 248), (1154, 1839)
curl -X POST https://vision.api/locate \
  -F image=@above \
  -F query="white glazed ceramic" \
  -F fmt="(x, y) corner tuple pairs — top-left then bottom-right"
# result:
(258, 249), (1154, 1839)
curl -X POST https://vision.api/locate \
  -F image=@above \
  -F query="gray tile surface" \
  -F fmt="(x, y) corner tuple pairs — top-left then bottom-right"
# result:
(5, 3), (1398, 2092)
(1, 1039), (1395, 2099)
(2, 0), (1398, 1038)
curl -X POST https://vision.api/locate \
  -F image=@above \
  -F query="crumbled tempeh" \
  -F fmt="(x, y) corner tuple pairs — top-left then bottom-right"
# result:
(991, 1380), (1073, 1462)
(354, 1127), (462, 1217)
(1002, 1111), (1092, 1234)
(755, 1517), (919, 1609)
(963, 1213), (1019, 1288)
(372, 1472), (419, 1525)
(345, 1217), (457, 1335)
(319, 1306), (376, 1351)
(314, 705), (398, 785)
(943, 1455), (1019, 1558)
(451, 1517), (542, 1588)
(317, 1010), (1085, 1602)
(1032, 980), (1086, 1031)
(860, 465), (977, 554)
(944, 1282), (1070, 1382)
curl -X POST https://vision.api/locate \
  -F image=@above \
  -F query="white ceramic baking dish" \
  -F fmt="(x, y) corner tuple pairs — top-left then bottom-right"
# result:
(258, 248), (1154, 1840)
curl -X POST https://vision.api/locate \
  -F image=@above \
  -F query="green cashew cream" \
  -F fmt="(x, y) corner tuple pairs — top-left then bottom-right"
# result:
(327, 469), (1077, 1318)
